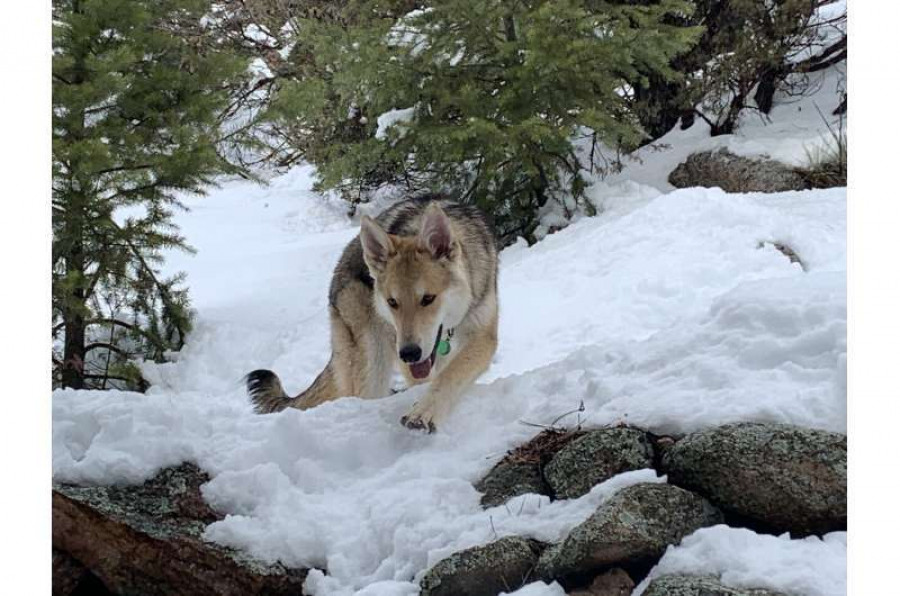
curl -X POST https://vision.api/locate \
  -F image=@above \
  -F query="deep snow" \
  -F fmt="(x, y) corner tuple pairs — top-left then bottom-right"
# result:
(52, 67), (846, 596)
(52, 173), (846, 595)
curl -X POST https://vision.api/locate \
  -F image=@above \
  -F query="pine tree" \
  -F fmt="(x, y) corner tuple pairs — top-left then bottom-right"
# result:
(52, 0), (247, 390)
(261, 0), (700, 241)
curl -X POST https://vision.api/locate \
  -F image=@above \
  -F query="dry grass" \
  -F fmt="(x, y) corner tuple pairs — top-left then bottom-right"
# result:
(501, 428), (586, 466)
(798, 109), (847, 189)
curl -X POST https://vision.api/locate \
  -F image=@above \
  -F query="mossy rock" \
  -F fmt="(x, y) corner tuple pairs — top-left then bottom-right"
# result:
(536, 483), (722, 581)
(642, 575), (785, 596)
(668, 149), (807, 193)
(661, 423), (846, 534)
(544, 428), (654, 500)
(475, 429), (585, 507)
(568, 567), (634, 596)
(420, 536), (545, 596)
(475, 460), (550, 508)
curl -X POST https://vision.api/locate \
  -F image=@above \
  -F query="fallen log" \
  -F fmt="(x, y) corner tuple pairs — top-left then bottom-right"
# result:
(52, 463), (308, 596)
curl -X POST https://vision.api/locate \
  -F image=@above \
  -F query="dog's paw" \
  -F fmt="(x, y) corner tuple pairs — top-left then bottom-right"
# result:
(400, 408), (437, 434)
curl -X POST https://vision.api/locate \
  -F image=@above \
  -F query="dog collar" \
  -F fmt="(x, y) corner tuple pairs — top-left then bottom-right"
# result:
(437, 326), (454, 356)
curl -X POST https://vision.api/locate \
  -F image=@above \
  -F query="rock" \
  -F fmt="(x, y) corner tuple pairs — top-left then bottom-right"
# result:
(476, 461), (549, 507)
(642, 575), (785, 596)
(53, 463), (308, 596)
(52, 549), (89, 596)
(537, 483), (722, 581)
(668, 149), (807, 193)
(544, 428), (654, 499)
(475, 429), (585, 507)
(759, 241), (804, 269)
(420, 536), (545, 596)
(661, 423), (846, 534)
(567, 568), (634, 596)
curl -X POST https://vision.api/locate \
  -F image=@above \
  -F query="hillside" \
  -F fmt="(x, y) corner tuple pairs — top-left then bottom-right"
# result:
(53, 62), (846, 596)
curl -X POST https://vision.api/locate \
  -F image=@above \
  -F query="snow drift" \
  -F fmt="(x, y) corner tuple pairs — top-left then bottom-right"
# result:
(53, 157), (845, 594)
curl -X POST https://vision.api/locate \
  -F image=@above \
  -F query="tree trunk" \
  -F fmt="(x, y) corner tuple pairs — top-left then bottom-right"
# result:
(709, 93), (747, 137)
(754, 66), (782, 115)
(833, 93), (847, 116)
(503, 15), (517, 42)
(61, 322), (86, 389)
(710, 122), (734, 136)
(679, 109), (696, 130)
(636, 76), (686, 143)
(61, 243), (86, 390)
(59, 0), (88, 390)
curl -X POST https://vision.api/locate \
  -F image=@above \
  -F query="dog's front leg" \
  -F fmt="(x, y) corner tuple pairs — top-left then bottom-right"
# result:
(401, 329), (497, 432)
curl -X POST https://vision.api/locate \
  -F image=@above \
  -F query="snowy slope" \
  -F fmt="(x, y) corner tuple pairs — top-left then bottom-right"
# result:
(52, 69), (846, 595)
(52, 177), (845, 595)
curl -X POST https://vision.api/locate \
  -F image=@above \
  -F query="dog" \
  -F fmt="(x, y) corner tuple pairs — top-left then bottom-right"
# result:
(245, 195), (499, 432)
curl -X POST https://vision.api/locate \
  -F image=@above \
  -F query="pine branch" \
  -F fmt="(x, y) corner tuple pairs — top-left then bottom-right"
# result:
(84, 342), (132, 358)
(107, 219), (191, 347)
(82, 373), (137, 384)
(93, 163), (156, 176)
(82, 318), (166, 351)
(792, 36), (847, 74)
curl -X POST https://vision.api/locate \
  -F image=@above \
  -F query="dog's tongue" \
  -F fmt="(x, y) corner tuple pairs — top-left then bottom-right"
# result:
(409, 358), (432, 380)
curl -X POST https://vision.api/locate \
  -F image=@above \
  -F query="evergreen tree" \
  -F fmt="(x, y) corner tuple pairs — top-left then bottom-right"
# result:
(52, 0), (247, 390)
(261, 0), (700, 241)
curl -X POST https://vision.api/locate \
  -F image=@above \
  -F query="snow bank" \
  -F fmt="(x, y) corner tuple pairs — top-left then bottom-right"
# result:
(53, 162), (845, 594)
(635, 526), (847, 596)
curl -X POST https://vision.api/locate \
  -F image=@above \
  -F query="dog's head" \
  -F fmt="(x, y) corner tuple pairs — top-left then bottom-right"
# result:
(360, 203), (471, 380)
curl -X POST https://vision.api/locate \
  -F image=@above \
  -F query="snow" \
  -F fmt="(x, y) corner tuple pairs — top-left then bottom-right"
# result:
(634, 526), (847, 596)
(243, 23), (277, 46)
(791, 1), (846, 64)
(386, 8), (434, 56)
(501, 582), (566, 596)
(375, 107), (416, 141)
(52, 60), (846, 596)
(52, 172), (846, 593)
(248, 57), (273, 79)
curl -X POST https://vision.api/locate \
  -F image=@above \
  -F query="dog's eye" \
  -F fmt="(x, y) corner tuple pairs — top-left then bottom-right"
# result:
(387, 297), (399, 309)
(420, 294), (436, 307)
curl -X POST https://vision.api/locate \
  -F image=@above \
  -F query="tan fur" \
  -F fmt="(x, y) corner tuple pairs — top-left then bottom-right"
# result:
(246, 197), (498, 431)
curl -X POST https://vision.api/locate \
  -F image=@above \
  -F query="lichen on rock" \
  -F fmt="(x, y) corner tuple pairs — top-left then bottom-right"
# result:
(642, 575), (786, 596)
(419, 535), (546, 596)
(544, 427), (654, 500)
(475, 460), (550, 508)
(668, 149), (807, 193)
(537, 483), (722, 581)
(661, 422), (846, 534)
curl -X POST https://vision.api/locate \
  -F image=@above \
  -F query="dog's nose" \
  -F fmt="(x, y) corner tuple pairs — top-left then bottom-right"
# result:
(399, 344), (422, 363)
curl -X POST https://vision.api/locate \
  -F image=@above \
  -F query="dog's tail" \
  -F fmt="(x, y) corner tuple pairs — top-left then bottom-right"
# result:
(245, 361), (338, 414)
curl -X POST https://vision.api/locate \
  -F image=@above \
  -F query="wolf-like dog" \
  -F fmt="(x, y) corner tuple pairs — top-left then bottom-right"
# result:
(245, 196), (499, 432)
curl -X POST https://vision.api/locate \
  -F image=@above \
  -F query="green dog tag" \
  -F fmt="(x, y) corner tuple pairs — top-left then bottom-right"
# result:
(437, 339), (451, 356)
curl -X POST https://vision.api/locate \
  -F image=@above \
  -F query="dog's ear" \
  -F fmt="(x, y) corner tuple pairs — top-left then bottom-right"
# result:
(360, 215), (394, 274)
(417, 203), (455, 259)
